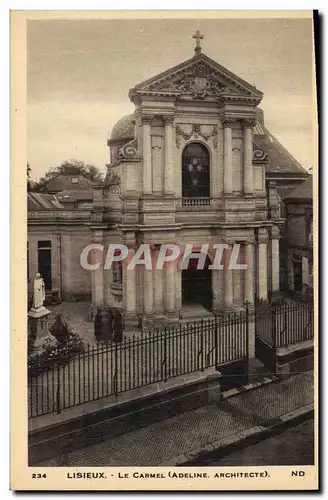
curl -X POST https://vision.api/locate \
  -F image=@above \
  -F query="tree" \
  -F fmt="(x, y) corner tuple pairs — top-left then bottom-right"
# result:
(27, 162), (45, 192)
(27, 162), (32, 192)
(36, 159), (104, 191)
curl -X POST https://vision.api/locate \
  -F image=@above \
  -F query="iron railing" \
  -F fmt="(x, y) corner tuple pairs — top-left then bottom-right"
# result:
(255, 300), (314, 348)
(28, 312), (248, 419)
(28, 301), (314, 419)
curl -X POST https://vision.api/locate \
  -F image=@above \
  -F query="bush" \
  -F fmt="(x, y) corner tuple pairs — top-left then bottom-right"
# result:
(50, 313), (70, 342)
(28, 318), (84, 376)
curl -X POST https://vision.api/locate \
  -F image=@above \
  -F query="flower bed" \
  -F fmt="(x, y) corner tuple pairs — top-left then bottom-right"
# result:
(28, 314), (84, 376)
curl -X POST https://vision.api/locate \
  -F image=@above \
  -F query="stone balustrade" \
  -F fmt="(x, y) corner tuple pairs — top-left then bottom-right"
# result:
(181, 197), (211, 208)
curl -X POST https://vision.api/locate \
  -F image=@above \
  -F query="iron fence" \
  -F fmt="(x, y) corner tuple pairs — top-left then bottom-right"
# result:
(28, 300), (314, 419)
(28, 312), (248, 419)
(255, 300), (314, 348)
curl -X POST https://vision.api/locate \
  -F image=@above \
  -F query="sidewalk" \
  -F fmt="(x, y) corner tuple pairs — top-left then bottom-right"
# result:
(36, 370), (313, 467)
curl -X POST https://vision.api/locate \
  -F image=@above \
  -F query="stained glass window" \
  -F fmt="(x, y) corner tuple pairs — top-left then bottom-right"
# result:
(182, 142), (210, 198)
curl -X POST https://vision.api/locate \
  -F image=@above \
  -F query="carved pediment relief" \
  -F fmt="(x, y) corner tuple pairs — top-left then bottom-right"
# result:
(176, 123), (218, 148)
(153, 63), (229, 98)
(129, 54), (263, 103)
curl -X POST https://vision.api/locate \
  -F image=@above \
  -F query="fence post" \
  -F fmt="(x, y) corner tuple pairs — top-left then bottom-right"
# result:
(200, 318), (204, 371)
(56, 363), (61, 414)
(164, 326), (167, 382)
(114, 341), (118, 396)
(214, 314), (218, 367)
(272, 307), (277, 349)
(245, 302), (249, 361)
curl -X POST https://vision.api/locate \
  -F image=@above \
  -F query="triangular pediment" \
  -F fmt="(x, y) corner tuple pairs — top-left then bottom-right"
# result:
(129, 53), (263, 102)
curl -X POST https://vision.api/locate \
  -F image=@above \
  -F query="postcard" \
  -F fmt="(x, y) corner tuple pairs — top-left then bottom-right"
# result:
(11, 9), (318, 491)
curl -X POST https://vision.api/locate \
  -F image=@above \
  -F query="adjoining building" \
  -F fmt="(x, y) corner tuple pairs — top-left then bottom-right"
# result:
(280, 176), (313, 300)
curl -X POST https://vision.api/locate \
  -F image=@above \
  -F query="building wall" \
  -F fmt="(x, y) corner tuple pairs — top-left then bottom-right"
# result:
(283, 200), (313, 299)
(28, 225), (92, 302)
(287, 211), (308, 247)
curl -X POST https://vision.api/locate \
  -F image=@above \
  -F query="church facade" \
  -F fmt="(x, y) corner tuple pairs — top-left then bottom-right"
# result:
(27, 34), (310, 331)
(90, 36), (284, 329)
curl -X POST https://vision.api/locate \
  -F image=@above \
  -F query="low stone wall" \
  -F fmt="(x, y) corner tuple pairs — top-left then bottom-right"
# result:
(275, 340), (313, 380)
(28, 367), (221, 465)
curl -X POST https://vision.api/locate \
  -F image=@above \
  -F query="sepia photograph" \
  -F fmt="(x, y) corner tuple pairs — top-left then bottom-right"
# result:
(11, 9), (318, 491)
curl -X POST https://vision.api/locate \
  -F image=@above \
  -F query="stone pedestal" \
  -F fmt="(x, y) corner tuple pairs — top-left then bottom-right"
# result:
(28, 306), (57, 353)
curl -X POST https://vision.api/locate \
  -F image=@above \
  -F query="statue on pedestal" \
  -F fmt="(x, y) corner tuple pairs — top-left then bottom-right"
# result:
(33, 273), (46, 309)
(28, 273), (57, 352)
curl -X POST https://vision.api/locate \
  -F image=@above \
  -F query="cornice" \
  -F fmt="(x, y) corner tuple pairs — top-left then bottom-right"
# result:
(129, 54), (263, 105)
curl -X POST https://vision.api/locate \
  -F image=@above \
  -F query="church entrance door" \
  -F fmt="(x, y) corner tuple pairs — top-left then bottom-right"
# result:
(181, 256), (212, 311)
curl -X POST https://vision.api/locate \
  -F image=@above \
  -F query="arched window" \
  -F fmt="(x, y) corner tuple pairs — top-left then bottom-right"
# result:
(182, 142), (210, 198)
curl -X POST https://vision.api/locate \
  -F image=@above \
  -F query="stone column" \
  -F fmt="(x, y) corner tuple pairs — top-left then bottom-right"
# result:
(215, 123), (223, 198)
(223, 119), (233, 195)
(258, 228), (268, 300)
(153, 247), (165, 322)
(287, 252), (294, 291)
(271, 226), (280, 294)
(125, 247), (137, 328)
(243, 119), (255, 196)
(212, 269), (224, 313)
(90, 230), (104, 317)
(163, 114), (174, 195)
(175, 267), (182, 318)
(224, 243), (234, 308)
(154, 268), (164, 314)
(165, 259), (176, 319)
(143, 267), (154, 328)
(244, 238), (254, 304)
(245, 239), (256, 359)
(142, 115), (152, 196)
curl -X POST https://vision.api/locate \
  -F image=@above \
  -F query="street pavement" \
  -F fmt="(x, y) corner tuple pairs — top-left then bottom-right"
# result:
(36, 370), (313, 467)
(199, 419), (314, 466)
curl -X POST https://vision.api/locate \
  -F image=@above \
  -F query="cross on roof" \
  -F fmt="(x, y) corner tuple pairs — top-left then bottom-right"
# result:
(192, 30), (204, 55)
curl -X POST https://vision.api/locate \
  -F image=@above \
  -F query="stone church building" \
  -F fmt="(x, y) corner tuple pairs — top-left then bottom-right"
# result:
(27, 34), (310, 330)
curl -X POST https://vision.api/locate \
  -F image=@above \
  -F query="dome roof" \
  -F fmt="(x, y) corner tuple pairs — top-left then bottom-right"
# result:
(110, 113), (135, 141)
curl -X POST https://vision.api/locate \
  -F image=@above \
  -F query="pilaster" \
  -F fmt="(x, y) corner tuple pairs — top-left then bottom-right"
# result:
(243, 119), (255, 196)
(223, 118), (233, 195)
(142, 114), (152, 196)
(244, 237), (255, 304)
(165, 259), (176, 318)
(223, 242), (234, 308)
(258, 228), (268, 300)
(143, 267), (154, 329)
(163, 114), (175, 196)
(271, 225), (280, 294)
(124, 247), (138, 328)
(91, 230), (104, 308)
